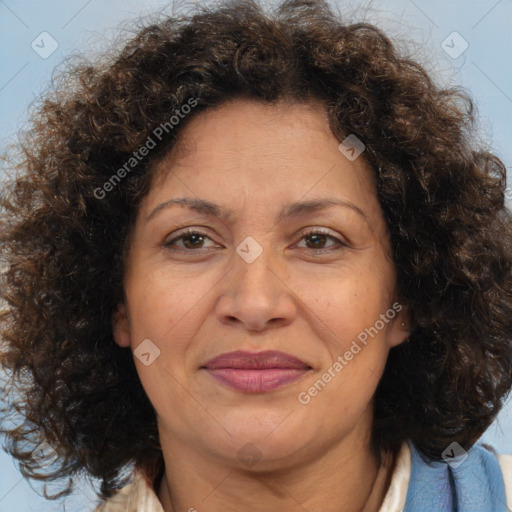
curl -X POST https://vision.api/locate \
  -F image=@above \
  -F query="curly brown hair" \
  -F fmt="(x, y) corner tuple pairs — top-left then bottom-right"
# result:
(1, 0), (512, 502)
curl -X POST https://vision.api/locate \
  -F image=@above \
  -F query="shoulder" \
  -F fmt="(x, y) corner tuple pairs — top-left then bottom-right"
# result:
(496, 451), (512, 510)
(379, 441), (512, 512)
(481, 442), (512, 509)
(93, 470), (164, 512)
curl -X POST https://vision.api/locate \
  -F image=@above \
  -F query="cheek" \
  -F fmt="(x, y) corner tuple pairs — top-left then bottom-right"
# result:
(292, 266), (393, 348)
(126, 267), (213, 343)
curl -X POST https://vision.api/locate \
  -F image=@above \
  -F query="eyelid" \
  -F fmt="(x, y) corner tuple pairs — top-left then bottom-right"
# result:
(163, 227), (221, 248)
(298, 226), (343, 238)
(163, 226), (350, 255)
(294, 227), (350, 249)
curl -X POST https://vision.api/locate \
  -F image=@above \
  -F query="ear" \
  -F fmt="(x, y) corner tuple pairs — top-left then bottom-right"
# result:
(387, 302), (410, 348)
(112, 302), (132, 348)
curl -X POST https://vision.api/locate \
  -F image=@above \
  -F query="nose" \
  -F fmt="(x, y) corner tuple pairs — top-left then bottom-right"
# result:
(215, 244), (297, 333)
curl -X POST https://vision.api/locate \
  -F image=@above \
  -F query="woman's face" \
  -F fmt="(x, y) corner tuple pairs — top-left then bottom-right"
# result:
(113, 98), (409, 471)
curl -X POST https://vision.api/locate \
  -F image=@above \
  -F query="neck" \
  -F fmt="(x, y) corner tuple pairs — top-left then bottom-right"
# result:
(156, 415), (395, 512)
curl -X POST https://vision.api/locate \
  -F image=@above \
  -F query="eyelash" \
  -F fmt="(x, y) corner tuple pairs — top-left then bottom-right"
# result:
(163, 228), (348, 254)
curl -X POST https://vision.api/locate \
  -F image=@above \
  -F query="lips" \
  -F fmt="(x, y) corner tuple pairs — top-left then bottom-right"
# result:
(201, 350), (312, 393)
(203, 350), (310, 370)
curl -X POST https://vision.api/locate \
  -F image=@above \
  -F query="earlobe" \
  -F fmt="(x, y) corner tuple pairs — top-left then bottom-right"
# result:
(112, 302), (132, 348)
(388, 304), (410, 348)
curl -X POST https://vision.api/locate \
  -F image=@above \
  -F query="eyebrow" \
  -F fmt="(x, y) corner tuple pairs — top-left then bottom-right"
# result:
(146, 197), (368, 224)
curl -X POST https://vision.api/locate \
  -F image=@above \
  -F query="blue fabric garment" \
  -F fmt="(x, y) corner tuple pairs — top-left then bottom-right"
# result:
(404, 440), (508, 512)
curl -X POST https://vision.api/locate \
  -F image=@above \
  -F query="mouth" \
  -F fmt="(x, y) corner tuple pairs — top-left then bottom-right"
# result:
(200, 350), (312, 393)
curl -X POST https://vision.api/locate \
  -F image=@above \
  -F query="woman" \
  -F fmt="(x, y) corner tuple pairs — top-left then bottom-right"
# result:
(1, 0), (511, 510)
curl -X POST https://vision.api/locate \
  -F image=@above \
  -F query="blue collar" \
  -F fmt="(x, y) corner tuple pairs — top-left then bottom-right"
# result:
(404, 440), (508, 511)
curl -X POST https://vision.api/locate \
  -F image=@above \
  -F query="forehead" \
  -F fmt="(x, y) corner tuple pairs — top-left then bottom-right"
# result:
(157, 98), (332, 167)
(150, 98), (376, 194)
(142, 98), (385, 234)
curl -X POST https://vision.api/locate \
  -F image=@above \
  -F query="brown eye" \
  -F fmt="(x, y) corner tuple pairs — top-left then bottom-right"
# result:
(164, 230), (217, 251)
(296, 229), (348, 252)
(179, 233), (206, 249)
(304, 233), (330, 249)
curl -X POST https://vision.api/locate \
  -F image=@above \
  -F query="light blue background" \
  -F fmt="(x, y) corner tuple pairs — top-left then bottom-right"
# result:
(1, 0), (511, 510)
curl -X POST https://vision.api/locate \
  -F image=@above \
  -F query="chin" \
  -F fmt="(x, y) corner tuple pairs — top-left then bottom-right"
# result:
(199, 417), (318, 469)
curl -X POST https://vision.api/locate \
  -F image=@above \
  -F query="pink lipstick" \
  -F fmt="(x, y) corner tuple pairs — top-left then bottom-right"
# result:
(201, 350), (311, 393)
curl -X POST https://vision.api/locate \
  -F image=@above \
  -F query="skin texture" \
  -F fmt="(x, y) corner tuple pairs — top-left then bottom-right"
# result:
(112, 98), (410, 511)
(1, 1), (511, 501)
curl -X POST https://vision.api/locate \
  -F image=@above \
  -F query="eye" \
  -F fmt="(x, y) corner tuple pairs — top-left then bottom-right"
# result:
(163, 229), (219, 251)
(163, 228), (348, 254)
(295, 229), (348, 253)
